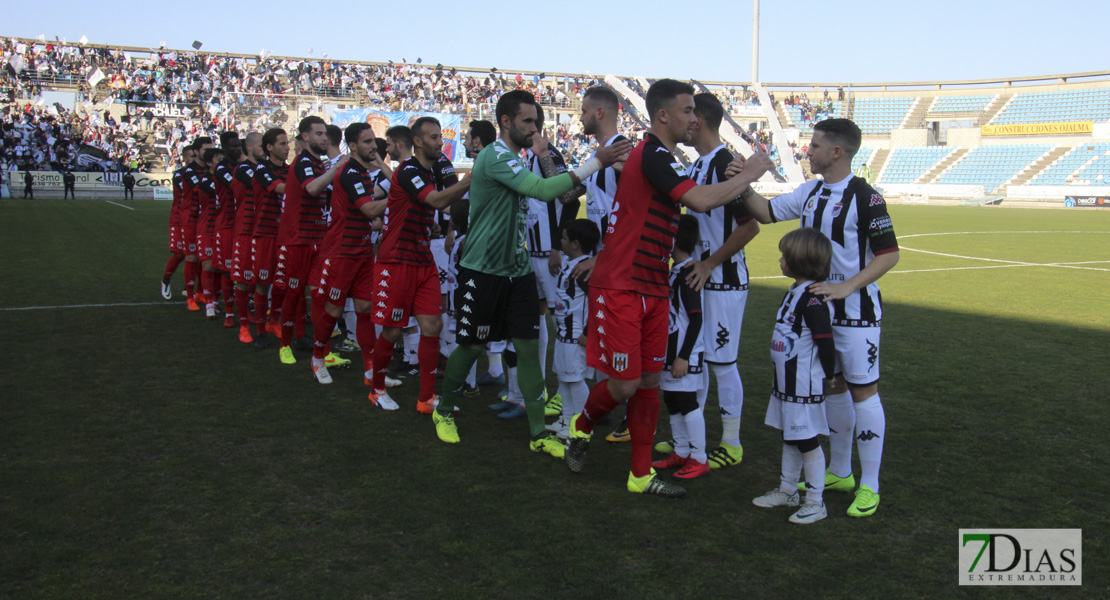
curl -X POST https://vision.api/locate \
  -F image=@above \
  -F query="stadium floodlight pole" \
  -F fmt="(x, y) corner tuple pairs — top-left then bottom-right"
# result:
(751, 0), (759, 83)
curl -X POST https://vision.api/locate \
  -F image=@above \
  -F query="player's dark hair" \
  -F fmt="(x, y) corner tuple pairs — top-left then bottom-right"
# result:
(451, 198), (469, 236)
(583, 86), (620, 113)
(325, 124), (342, 148)
(219, 131), (239, 148)
(813, 118), (861, 159)
(693, 92), (724, 133)
(385, 125), (413, 150)
(779, 227), (832, 282)
(193, 136), (213, 148)
(182, 143), (195, 154)
(261, 128), (286, 155)
(564, 218), (599, 255)
(646, 79), (695, 121)
(202, 147), (224, 165)
(495, 90), (536, 129)
(298, 115), (326, 139)
(674, 214), (699, 256)
(344, 122), (373, 145)
(411, 116), (440, 139)
(374, 138), (388, 159)
(468, 120), (496, 147)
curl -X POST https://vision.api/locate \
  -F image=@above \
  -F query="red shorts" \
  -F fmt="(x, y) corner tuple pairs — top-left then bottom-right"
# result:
(232, 234), (254, 282)
(169, 225), (181, 253)
(276, 244), (315, 291)
(198, 232), (216, 261)
(215, 230), (233, 271)
(252, 237), (278, 284)
(586, 288), (669, 379)
(316, 255), (376, 306)
(182, 225), (198, 256)
(371, 262), (440, 327)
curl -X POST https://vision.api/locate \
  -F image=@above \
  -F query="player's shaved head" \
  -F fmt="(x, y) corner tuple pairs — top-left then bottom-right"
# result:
(813, 119), (861, 159)
(583, 86), (620, 113)
(243, 132), (263, 162)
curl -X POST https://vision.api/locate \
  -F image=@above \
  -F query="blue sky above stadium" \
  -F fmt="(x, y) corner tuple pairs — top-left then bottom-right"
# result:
(7, 0), (1108, 83)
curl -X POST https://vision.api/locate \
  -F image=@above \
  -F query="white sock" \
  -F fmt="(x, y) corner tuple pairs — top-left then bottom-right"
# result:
(507, 366), (523, 407)
(487, 352), (504, 377)
(825, 390), (855, 478)
(537, 314), (549, 381)
(779, 443), (803, 494)
(312, 357), (325, 368)
(684, 406), (707, 463)
(802, 447), (826, 505)
(854, 394), (885, 492)
(343, 310), (357, 340)
(364, 369), (372, 380)
(669, 413), (690, 459)
(403, 330), (419, 365)
(712, 363), (743, 446)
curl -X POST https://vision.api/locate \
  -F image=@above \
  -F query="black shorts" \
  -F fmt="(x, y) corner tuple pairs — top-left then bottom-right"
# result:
(455, 266), (540, 345)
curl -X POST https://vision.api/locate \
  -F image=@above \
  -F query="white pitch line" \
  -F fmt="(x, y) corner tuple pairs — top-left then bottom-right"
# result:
(0, 301), (173, 312)
(900, 246), (1110, 272)
(105, 200), (135, 211)
(900, 230), (1110, 239)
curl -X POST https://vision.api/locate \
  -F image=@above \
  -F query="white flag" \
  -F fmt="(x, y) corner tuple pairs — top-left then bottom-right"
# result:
(37, 34), (45, 42)
(8, 56), (25, 73)
(87, 67), (105, 87)
(79, 35), (88, 45)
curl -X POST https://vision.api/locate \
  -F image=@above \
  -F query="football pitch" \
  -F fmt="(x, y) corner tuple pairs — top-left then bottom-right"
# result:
(1, 198), (1107, 598)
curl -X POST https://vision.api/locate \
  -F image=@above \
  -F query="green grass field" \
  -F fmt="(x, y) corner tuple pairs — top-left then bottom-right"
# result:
(2, 199), (1107, 598)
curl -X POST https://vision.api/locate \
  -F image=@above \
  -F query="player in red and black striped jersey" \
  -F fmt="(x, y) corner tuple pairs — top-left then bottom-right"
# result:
(197, 146), (225, 319)
(370, 117), (470, 412)
(250, 128), (291, 348)
(212, 131), (242, 328)
(307, 123), (391, 386)
(161, 145), (195, 300)
(231, 132), (262, 343)
(275, 117), (350, 365)
(180, 137), (215, 311)
(564, 79), (773, 497)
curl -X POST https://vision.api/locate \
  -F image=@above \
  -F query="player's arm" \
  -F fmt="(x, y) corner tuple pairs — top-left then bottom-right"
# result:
(679, 152), (774, 214)
(421, 177), (471, 210)
(803, 298), (837, 382)
(810, 251), (898, 301)
(533, 139), (584, 204)
(687, 216), (760, 291)
(504, 140), (631, 202)
(810, 196), (900, 301)
(671, 280), (703, 379)
(304, 156), (348, 197)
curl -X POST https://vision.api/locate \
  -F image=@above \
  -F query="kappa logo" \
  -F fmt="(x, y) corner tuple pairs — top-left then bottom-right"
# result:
(375, 311), (385, 319)
(381, 269), (391, 277)
(376, 301), (387, 308)
(598, 340), (605, 349)
(461, 305), (472, 313)
(715, 322), (730, 350)
(596, 295), (605, 305)
(329, 288), (341, 301)
(464, 292), (474, 301)
(466, 279), (476, 288)
(477, 325), (490, 338)
(597, 326), (605, 335)
(866, 338), (878, 371)
(808, 297), (822, 306)
(612, 353), (628, 372)
(596, 310), (605, 320)
(391, 308), (404, 321)
(380, 280), (389, 288)
(438, 267), (447, 285)
(377, 290), (388, 298)
(857, 430), (880, 442)
(460, 317), (471, 325)
(870, 193), (885, 206)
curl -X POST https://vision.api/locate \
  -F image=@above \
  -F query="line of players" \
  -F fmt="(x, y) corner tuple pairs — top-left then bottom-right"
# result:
(158, 82), (896, 523)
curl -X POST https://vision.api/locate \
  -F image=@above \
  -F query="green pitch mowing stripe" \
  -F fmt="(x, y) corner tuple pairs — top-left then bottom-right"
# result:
(1, 200), (1107, 597)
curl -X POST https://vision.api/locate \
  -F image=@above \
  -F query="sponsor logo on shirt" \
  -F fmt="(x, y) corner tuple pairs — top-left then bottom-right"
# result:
(411, 176), (425, 189)
(507, 159), (522, 174)
(354, 182), (366, 195)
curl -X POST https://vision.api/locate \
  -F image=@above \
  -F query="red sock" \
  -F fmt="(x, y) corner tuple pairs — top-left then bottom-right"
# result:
(356, 312), (376, 372)
(579, 380), (620, 435)
(163, 252), (185, 281)
(184, 261), (197, 300)
(253, 291), (268, 334)
(371, 335), (394, 390)
(221, 274), (234, 315)
(280, 288), (299, 347)
(418, 335), (439, 402)
(626, 386), (661, 478)
(269, 286), (286, 325)
(295, 293), (308, 339)
(235, 288), (250, 326)
(201, 270), (215, 304)
(313, 309), (339, 360)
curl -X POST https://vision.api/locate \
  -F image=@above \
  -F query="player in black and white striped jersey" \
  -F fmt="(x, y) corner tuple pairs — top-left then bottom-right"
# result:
(677, 93), (761, 471)
(732, 118), (899, 518)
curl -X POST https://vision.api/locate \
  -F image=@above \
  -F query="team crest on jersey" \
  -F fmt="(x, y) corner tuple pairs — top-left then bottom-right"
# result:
(289, 278), (299, 288)
(831, 202), (843, 217)
(259, 270), (269, 279)
(329, 288), (342, 301)
(477, 326), (490, 338)
(391, 308), (404, 321)
(804, 197), (817, 214)
(870, 194), (885, 206)
(612, 353), (628, 372)
(785, 312), (795, 324)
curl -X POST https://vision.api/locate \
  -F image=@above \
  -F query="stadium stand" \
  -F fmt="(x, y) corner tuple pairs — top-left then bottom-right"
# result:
(935, 144), (1053, 192)
(1028, 142), (1110, 185)
(928, 94), (996, 114)
(878, 146), (957, 184)
(851, 146), (873, 172)
(990, 89), (1110, 124)
(851, 97), (915, 135)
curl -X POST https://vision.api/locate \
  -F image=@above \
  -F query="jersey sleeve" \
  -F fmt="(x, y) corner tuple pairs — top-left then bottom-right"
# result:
(678, 276), (703, 361)
(217, 164), (234, 185)
(641, 146), (697, 201)
(546, 144), (569, 174)
(395, 164), (434, 203)
(434, 156), (460, 188)
(801, 293), (836, 380)
(341, 168), (376, 209)
(768, 180), (818, 223)
(710, 152), (755, 224)
(859, 192), (899, 254)
(485, 149), (531, 191)
(295, 156), (318, 189)
(254, 164), (279, 193)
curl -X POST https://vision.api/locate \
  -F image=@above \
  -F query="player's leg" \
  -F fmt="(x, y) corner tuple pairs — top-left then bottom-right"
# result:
(412, 266), (446, 410)
(833, 325), (883, 516)
(673, 371), (710, 479)
(369, 262), (410, 395)
(704, 288), (747, 468)
(655, 390), (693, 471)
(506, 272), (550, 441)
